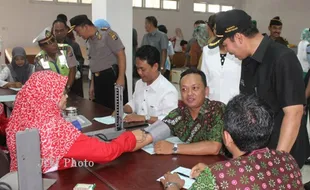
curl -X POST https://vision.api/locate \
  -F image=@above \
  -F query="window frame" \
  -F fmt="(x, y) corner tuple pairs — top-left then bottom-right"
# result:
(193, 0), (234, 14)
(133, 0), (179, 11)
(31, 0), (91, 5)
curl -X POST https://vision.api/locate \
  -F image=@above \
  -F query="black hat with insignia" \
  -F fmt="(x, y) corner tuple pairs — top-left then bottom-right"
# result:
(208, 9), (252, 49)
(69, 15), (93, 32)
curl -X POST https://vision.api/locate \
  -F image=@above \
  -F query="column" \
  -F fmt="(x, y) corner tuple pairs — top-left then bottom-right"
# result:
(92, 0), (133, 99)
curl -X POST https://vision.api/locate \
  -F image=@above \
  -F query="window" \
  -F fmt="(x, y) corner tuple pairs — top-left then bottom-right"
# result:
(163, 0), (178, 10)
(208, 4), (220, 13)
(193, 3), (206, 12)
(145, 0), (160, 8)
(221, 5), (233, 11)
(32, 0), (91, 4)
(193, 1), (234, 13)
(133, 0), (142, 7)
(133, 0), (179, 10)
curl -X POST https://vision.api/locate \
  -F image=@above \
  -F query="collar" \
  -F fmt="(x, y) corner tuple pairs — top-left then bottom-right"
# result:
(184, 98), (209, 118)
(251, 35), (272, 63)
(248, 147), (269, 156)
(144, 73), (162, 92)
(148, 29), (158, 36)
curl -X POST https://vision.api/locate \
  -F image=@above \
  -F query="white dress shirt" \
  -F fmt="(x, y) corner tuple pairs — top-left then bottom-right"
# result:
(297, 40), (310, 72)
(0, 66), (14, 87)
(201, 46), (241, 104)
(127, 73), (178, 120)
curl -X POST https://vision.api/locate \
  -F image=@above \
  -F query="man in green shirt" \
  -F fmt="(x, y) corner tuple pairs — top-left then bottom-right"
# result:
(134, 68), (225, 156)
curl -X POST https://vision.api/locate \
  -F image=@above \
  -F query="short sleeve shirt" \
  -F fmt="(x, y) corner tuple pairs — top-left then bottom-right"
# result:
(162, 98), (225, 144)
(88, 28), (125, 72)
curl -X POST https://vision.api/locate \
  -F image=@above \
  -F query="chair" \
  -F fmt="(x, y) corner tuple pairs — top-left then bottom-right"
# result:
(172, 52), (186, 68)
(0, 149), (10, 179)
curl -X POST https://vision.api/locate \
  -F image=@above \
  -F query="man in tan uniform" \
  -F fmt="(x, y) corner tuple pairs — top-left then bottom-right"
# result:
(69, 15), (128, 109)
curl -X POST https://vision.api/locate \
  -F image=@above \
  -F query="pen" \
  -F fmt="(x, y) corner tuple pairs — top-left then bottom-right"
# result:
(177, 172), (196, 180)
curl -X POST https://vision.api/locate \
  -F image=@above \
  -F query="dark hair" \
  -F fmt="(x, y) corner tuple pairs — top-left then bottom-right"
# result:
(180, 40), (188, 46)
(158, 25), (167, 34)
(180, 68), (207, 87)
(224, 94), (274, 152)
(269, 16), (282, 27)
(52, 19), (68, 28)
(228, 23), (259, 41)
(135, 45), (160, 70)
(194, 20), (205, 25)
(206, 14), (216, 29)
(145, 16), (158, 28)
(57, 14), (67, 22)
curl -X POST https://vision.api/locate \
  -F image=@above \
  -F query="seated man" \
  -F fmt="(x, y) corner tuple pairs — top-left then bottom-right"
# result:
(160, 94), (303, 190)
(33, 27), (76, 92)
(134, 68), (225, 156)
(119, 45), (178, 124)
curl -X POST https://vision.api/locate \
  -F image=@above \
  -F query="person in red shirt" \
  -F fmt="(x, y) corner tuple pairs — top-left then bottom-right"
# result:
(6, 70), (143, 173)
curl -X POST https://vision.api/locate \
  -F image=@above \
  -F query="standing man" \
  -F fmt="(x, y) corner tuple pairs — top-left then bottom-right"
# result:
(69, 15), (128, 109)
(141, 16), (168, 74)
(268, 16), (289, 46)
(33, 27), (76, 91)
(208, 9), (310, 168)
(53, 19), (84, 97)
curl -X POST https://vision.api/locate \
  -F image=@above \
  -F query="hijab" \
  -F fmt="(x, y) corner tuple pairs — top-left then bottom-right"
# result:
(7, 47), (33, 84)
(193, 24), (209, 48)
(301, 28), (310, 42)
(6, 71), (80, 173)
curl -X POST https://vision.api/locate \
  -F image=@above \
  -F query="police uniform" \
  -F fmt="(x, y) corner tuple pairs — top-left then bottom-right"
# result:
(209, 10), (310, 168)
(70, 15), (128, 110)
(33, 27), (77, 90)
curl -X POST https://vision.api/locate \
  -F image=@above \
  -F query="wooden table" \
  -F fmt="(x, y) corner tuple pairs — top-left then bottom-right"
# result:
(67, 95), (226, 190)
(0, 88), (17, 102)
(44, 167), (112, 190)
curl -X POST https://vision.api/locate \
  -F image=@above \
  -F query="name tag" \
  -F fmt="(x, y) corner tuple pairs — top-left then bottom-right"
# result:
(59, 51), (69, 68)
(40, 58), (50, 69)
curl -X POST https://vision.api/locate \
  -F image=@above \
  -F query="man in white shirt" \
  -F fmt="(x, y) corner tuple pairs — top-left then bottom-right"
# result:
(122, 45), (178, 124)
(201, 14), (241, 104)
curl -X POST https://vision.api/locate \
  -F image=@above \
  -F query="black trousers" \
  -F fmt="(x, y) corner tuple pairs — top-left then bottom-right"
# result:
(71, 77), (84, 98)
(93, 66), (128, 110)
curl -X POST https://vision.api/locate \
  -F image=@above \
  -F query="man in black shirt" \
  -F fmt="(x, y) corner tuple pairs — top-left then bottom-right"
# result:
(208, 9), (310, 168)
(53, 19), (84, 97)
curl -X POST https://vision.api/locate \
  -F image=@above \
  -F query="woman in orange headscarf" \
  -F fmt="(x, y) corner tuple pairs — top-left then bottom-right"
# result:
(6, 70), (143, 173)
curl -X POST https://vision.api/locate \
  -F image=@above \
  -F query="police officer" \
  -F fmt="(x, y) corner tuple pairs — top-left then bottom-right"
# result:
(33, 27), (77, 91)
(208, 9), (310, 168)
(69, 15), (128, 110)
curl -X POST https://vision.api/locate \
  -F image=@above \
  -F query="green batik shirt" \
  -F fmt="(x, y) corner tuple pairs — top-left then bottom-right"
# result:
(162, 98), (225, 144)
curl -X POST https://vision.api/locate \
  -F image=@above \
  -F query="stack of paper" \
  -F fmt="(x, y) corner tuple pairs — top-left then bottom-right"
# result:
(93, 113), (127, 125)
(142, 136), (184, 155)
(157, 166), (195, 189)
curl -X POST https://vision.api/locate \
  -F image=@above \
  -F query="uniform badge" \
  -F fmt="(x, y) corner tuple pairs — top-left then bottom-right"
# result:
(45, 30), (52, 38)
(95, 31), (102, 40)
(109, 31), (118, 40)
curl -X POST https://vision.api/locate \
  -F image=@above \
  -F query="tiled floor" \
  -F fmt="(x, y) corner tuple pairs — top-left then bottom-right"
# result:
(81, 69), (310, 184)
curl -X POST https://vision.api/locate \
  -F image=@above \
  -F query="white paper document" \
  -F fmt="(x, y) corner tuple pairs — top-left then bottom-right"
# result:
(142, 136), (184, 155)
(0, 95), (16, 102)
(93, 114), (127, 125)
(157, 166), (195, 189)
(9, 87), (21, 91)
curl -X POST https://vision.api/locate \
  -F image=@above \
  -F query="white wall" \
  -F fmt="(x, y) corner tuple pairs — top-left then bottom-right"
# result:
(242, 0), (310, 45)
(133, 0), (243, 46)
(0, 0), (91, 50)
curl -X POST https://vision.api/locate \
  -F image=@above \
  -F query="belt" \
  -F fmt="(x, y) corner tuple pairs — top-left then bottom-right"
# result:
(93, 65), (118, 77)
(93, 68), (112, 77)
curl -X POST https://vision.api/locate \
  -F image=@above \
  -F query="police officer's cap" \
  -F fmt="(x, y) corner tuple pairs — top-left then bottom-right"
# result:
(208, 9), (252, 49)
(69, 14), (92, 33)
(32, 27), (55, 45)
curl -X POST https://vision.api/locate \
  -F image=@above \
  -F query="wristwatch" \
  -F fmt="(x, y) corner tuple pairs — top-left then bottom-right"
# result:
(172, 143), (178, 154)
(144, 115), (151, 122)
(165, 182), (179, 190)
